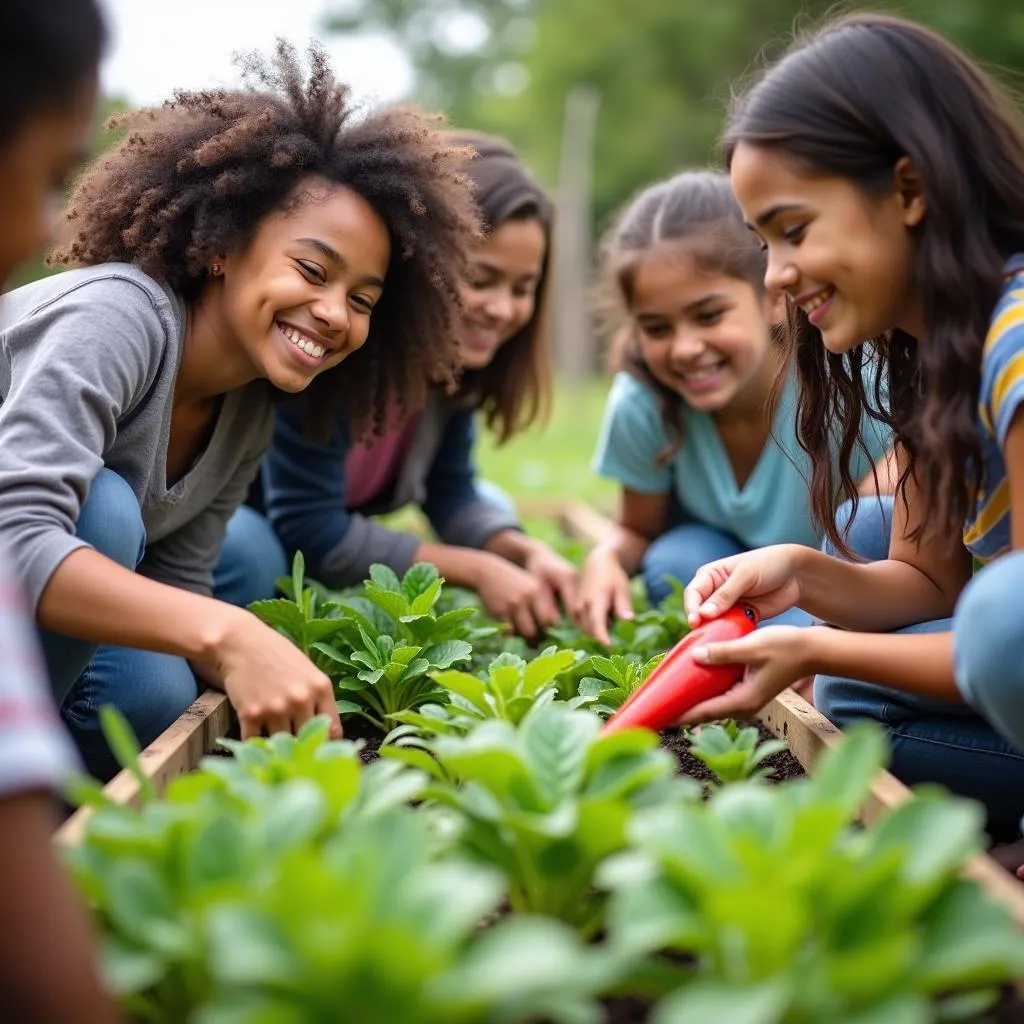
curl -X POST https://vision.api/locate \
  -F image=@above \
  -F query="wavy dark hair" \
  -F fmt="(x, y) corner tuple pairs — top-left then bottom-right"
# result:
(723, 12), (1024, 552)
(52, 41), (481, 439)
(444, 130), (553, 444)
(596, 169), (770, 465)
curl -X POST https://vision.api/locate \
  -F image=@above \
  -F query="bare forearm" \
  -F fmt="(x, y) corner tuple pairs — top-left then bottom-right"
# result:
(36, 548), (243, 662)
(0, 793), (119, 1023)
(808, 626), (959, 702)
(593, 525), (651, 578)
(414, 540), (493, 590)
(485, 528), (535, 568)
(794, 547), (959, 631)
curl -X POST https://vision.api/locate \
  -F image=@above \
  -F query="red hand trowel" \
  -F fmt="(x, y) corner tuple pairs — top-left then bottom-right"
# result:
(600, 604), (759, 736)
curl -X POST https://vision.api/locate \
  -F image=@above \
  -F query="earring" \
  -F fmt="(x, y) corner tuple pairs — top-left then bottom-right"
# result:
(211, 263), (222, 276)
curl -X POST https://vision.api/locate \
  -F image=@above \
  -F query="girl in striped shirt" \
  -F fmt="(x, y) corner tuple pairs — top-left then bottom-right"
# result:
(679, 13), (1024, 847)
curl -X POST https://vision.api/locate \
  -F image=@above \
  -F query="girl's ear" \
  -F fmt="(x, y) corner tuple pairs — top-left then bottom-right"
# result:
(894, 155), (926, 228)
(763, 287), (788, 327)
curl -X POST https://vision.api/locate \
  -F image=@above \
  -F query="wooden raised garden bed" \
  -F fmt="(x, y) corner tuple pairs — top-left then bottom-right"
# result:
(56, 499), (1024, 933)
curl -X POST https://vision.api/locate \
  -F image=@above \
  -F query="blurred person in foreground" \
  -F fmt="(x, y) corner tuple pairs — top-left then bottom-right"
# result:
(0, 1), (118, 1019)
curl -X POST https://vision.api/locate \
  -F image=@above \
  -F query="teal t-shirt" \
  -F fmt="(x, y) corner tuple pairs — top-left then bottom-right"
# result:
(593, 370), (892, 550)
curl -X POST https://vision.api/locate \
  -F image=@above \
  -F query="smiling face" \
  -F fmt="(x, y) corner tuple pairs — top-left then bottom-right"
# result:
(628, 246), (776, 413)
(214, 177), (391, 393)
(729, 142), (924, 353)
(457, 215), (546, 370)
(0, 76), (97, 286)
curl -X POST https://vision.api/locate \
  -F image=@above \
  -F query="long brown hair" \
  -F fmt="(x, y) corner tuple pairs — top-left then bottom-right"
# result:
(596, 169), (770, 464)
(723, 13), (1024, 552)
(445, 130), (553, 444)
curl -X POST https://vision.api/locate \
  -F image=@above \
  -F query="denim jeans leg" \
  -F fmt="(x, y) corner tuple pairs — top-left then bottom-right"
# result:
(213, 504), (289, 607)
(954, 551), (1024, 756)
(41, 469), (146, 703)
(62, 645), (199, 782)
(641, 523), (745, 606)
(815, 498), (1024, 837)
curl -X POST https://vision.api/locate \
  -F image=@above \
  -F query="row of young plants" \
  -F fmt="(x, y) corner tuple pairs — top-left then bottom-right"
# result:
(65, 558), (1024, 1023)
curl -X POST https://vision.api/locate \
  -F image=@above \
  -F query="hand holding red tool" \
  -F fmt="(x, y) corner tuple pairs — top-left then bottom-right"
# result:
(600, 605), (759, 736)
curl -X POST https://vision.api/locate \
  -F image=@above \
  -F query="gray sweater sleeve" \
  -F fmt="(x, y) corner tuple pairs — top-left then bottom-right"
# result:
(0, 277), (168, 611)
(140, 404), (274, 596)
(316, 514), (422, 587)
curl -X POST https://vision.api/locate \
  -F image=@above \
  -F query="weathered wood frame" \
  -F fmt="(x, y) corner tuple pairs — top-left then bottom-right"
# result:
(57, 500), (1024, 928)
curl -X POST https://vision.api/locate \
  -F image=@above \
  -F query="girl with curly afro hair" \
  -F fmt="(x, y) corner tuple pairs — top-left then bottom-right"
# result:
(0, 40), (480, 779)
(262, 130), (581, 641)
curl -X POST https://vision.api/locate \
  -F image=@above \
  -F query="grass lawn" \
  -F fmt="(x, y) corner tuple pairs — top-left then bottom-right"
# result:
(475, 375), (616, 511)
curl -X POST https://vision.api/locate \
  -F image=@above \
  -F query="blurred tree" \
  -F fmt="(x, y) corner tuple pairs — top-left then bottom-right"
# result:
(8, 95), (130, 289)
(324, 0), (1024, 231)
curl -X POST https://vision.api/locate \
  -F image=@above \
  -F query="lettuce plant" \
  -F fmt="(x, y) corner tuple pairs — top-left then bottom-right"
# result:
(572, 653), (664, 718)
(385, 648), (579, 744)
(601, 726), (1024, 1023)
(67, 712), (616, 1024)
(385, 703), (697, 936)
(685, 720), (787, 784)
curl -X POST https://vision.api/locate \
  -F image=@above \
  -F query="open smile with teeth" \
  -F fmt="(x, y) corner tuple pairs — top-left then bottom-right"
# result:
(801, 287), (834, 313)
(278, 322), (329, 360)
(680, 360), (727, 382)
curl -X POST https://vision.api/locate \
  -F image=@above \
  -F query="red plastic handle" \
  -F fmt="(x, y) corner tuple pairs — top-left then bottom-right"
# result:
(600, 605), (759, 736)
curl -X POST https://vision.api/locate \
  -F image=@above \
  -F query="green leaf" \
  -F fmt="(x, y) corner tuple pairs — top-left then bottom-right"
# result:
(409, 576), (444, 615)
(524, 649), (578, 692)
(653, 978), (790, 1024)
(291, 550), (305, 608)
(808, 723), (887, 817)
(364, 582), (410, 622)
(521, 706), (598, 807)
(99, 704), (156, 804)
(423, 639), (473, 669)
(248, 598), (305, 639)
(401, 561), (440, 601)
(433, 669), (491, 713)
(100, 937), (166, 995)
(369, 563), (403, 593)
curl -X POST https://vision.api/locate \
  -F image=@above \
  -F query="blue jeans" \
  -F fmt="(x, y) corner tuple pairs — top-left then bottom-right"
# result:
(641, 521), (835, 627)
(46, 470), (287, 781)
(814, 496), (1024, 838)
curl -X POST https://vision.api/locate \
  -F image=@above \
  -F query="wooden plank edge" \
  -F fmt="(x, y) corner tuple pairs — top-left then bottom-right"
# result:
(55, 690), (231, 847)
(761, 689), (1024, 928)
(559, 500), (615, 545)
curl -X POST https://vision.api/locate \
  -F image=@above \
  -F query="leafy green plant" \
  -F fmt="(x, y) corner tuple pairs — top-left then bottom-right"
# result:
(573, 653), (664, 718)
(601, 726), (1024, 1023)
(385, 648), (579, 744)
(68, 713), (618, 1024)
(384, 703), (697, 935)
(249, 552), (348, 667)
(685, 720), (787, 784)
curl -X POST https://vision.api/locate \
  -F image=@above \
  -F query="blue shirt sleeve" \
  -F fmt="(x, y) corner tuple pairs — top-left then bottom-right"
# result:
(422, 406), (521, 548)
(261, 404), (420, 587)
(592, 372), (673, 494)
(982, 287), (1024, 447)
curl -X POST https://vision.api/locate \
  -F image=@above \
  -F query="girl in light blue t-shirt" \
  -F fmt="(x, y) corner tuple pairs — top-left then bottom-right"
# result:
(577, 170), (893, 644)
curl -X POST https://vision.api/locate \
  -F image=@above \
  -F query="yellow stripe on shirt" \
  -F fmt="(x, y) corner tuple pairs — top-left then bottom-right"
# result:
(963, 475), (1010, 545)
(990, 347), (1024, 431)
(984, 299), (1024, 355)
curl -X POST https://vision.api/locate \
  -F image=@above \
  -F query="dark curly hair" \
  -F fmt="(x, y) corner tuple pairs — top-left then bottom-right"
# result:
(595, 169), (771, 465)
(723, 13), (1024, 553)
(52, 41), (482, 439)
(444, 130), (553, 444)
